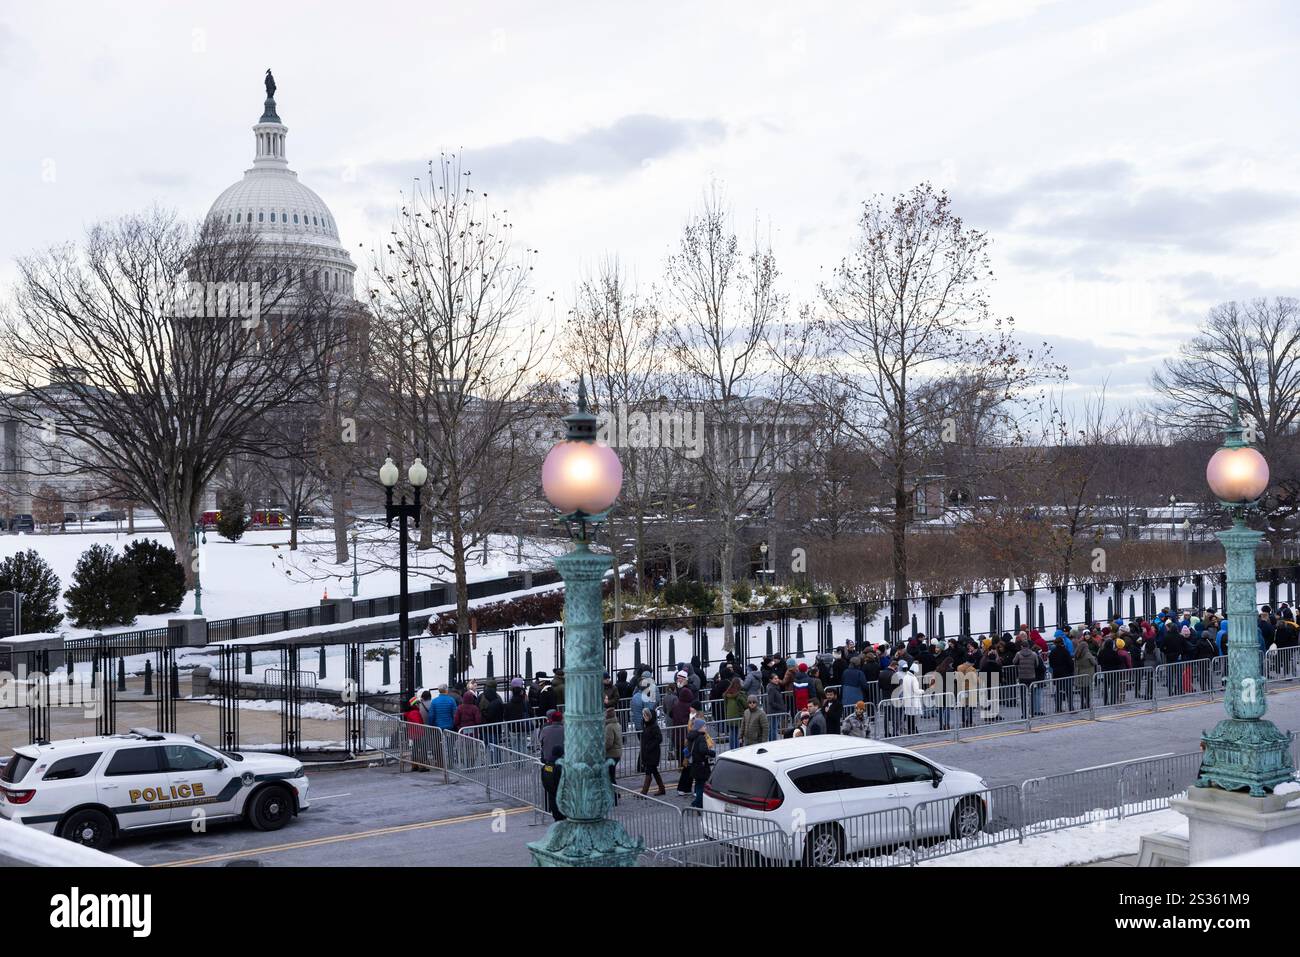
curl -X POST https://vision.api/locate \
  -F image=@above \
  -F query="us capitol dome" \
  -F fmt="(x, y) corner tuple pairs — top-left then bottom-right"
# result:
(206, 70), (356, 298)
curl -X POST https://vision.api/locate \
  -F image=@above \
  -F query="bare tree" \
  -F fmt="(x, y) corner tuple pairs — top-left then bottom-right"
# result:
(367, 156), (550, 670)
(811, 183), (1057, 618)
(663, 188), (809, 652)
(0, 209), (326, 584)
(562, 258), (665, 620)
(1152, 297), (1300, 544)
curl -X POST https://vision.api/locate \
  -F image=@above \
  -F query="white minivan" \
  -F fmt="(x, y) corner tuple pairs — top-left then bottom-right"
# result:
(701, 736), (990, 865)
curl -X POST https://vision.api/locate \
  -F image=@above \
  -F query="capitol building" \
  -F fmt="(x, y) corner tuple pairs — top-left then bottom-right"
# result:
(207, 70), (356, 306)
(0, 71), (361, 518)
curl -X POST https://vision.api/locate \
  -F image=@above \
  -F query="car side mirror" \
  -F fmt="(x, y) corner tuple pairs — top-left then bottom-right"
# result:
(932, 772), (943, 787)
(211, 759), (226, 771)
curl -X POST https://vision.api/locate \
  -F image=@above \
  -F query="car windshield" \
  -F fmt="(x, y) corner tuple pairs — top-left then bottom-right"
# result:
(0, 753), (36, 784)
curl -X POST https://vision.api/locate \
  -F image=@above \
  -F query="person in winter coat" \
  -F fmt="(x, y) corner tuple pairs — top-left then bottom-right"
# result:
(538, 710), (566, 820)
(454, 691), (483, 732)
(765, 673), (786, 739)
(791, 664), (816, 712)
(840, 657), (867, 707)
(742, 663), (764, 699)
(479, 680), (505, 725)
(630, 678), (650, 732)
(897, 662), (923, 734)
(551, 669), (566, 708)
(722, 677), (746, 749)
(638, 709), (665, 795)
(604, 707), (623, 802)
(1072, 639), (1097, 708)
(823, 686), (843, 734)
(806, 699), (828, 735)
(1048, 637), (1074, 711)
(686, 718), (714, 807)
(403, 694), (433, 771)
(741, 695), (768, 747)
(842, 700), (871, 737)
(428, 685), (457, 730)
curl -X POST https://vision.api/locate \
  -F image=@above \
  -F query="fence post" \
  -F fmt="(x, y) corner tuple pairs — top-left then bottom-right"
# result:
(117, 657), (126, 692)
(143, 659), (153, 696)
(766, 626), (773, 658)
(318, 646), (326, 679)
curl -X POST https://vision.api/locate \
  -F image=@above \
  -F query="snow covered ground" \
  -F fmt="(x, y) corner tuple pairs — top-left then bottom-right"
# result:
(917, 808), (1189, 866)
(2, 527), (568, 638)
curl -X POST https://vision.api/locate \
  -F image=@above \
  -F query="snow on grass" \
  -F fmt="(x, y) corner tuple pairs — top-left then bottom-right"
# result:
(3, 527), (568, 637)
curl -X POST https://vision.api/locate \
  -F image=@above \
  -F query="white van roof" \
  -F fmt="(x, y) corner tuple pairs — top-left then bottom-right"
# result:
(722, 735), (903, 767)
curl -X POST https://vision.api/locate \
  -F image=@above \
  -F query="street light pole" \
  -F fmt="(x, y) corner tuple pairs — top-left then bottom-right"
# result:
(379, 456), (428, 704)
(528, 376), (641, 867)
(1197, 397), (1294, 794)
(350, 527), (359, 599)
(190, 522), (205, 616)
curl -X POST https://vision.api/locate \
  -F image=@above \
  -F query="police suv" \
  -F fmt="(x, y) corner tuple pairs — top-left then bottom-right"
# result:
(0, 729), (310, 850)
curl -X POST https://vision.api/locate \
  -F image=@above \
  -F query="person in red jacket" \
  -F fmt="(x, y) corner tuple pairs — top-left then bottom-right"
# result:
(403, 694), (432, 771)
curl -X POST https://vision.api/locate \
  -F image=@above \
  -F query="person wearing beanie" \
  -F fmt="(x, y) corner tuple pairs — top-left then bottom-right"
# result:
(503, 677), (528, 749)
(686, 716), (714, 807)
(638, 707), (666, 795)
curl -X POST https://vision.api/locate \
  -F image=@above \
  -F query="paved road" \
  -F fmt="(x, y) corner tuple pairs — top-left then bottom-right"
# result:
(108, 684), (1300, 866)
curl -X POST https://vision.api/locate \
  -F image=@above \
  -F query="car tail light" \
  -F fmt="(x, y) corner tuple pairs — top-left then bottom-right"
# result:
(2, 787), (36, 805)
(703, 784), (782, 812)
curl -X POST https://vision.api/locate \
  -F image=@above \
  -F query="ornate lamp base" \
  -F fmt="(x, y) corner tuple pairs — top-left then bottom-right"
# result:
(528, 818), (642, 867)
(1198, 718), (1295, 796)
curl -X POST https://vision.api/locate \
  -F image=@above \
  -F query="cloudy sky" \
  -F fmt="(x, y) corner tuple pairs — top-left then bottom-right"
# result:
(2, 0), (1298, 403)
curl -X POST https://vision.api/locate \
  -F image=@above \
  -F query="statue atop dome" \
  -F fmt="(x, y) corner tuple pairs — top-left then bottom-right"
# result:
(265, 69), (276, 100)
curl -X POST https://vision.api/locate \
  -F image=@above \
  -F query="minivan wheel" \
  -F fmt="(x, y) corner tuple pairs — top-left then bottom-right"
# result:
(803, 824), (843, 866)
(248, 785), (293, 831)
(60, 809), (114, 850)
(950, 797), (984, 840)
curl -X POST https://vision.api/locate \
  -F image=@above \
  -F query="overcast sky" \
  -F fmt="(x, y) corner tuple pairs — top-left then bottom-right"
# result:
(2, 0), (1298, 404)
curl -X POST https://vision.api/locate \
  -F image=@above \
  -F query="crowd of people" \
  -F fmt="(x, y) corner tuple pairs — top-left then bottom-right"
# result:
(398, 601), (1297, 811)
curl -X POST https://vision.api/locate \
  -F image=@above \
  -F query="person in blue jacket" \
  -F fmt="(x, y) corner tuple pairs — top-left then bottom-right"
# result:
(427, 684), (457, 729)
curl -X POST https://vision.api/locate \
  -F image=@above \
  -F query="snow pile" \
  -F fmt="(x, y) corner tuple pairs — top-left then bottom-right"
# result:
(0, 818), (138, 867)
(1195, 838), (1300, 867)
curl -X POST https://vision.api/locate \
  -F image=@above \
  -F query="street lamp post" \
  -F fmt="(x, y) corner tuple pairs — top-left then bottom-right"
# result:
(1197, 398), (1295, 795)
(759, 540), (768, 582)
(379, 455), (428, 704)
(350, 526), (359, 599)
(190, 522), (206, 616)
(1169, 493), (1177, 542)
(528, 377), (642, 867)
(1181, 517), (1191, 570)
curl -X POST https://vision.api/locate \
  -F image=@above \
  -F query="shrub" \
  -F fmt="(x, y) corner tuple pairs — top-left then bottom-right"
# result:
(663, 579), (716, 614)
(216, 491), (250, 543)
(731, 579), (752, 604)
(65, 544), (139, 628)
(0, 549), (64, 633)
(122, 538), (186, 614)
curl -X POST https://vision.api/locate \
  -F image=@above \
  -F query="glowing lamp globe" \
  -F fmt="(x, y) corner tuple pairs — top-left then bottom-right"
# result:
(542, 440), (622, 515)
(1206, 446), (1269, 504)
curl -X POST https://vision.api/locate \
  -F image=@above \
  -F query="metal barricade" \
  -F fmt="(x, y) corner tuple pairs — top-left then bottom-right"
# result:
(680, 806), (796, 865)
(834, 804), (917, 866)
(1155, 659), (1214, 702)
(910, 784), (1025, 863)
(1022, 764), (1126, 833)
(641, 833), (794, 867)
(1117, 751), (1202, 816)
(1028, 674), (1091, 724)
(611, 785), (686, 850)
(1091, 667), (1156, 716)
(1265, 646), (1300, 684)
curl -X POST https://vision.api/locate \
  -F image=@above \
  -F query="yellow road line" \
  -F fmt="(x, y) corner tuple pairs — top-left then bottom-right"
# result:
(155, 805), (532, 867)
